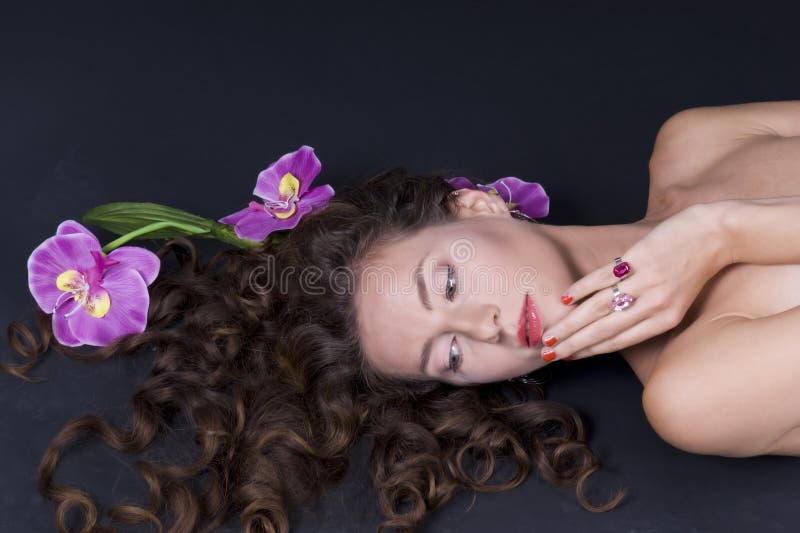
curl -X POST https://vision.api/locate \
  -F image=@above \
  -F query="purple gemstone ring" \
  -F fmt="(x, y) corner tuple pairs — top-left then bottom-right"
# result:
(613, 257), (632, 278)
(611, 285), (635, 312)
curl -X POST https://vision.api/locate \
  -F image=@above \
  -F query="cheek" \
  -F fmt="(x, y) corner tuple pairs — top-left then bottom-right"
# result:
(474, 223), (517, 247)
(465, 343), (532, 382)
(477, 239), (521, 273)
(468, 258), (518, 297)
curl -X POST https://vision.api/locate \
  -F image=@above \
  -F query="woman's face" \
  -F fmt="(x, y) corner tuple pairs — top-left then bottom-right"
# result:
(354, 189), (573, 385)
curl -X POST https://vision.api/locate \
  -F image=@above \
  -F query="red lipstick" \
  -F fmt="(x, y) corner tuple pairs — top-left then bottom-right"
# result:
(517, 292), (543, 347)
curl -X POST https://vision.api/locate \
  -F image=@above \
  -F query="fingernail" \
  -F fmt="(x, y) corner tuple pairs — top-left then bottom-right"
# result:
(542, 349), (557, 362)
(561, 294), (573, 305)
(543, 335), (558, 347)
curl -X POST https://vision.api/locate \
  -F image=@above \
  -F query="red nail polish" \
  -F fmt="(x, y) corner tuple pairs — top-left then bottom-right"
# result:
(561, 294), (573, 305)
(543, 335), (557, 347)
(542, 349), (556, 362)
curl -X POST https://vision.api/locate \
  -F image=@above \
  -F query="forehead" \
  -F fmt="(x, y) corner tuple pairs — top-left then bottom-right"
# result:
(354, 217), (504, 377)
(354, 229), (434, 377)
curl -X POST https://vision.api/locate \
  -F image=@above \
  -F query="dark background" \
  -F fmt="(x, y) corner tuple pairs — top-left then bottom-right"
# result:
(2, 1), (799, 532)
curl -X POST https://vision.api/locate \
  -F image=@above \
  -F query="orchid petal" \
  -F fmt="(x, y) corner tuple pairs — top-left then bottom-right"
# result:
(52, 299), (83, 347)
(477, 177), (549, 218)
(66, 267), (149, 346)
(56, 220), (100, 245)
(253, 145), (321, 200)
(106, 246), (161, 285)
(446, 177), (475, 190)
(294, 202), (316, 219)
(228, 209), (274, 242)
(218, 205), (259, 225)
(235, 206), (305, 241)
(262, 214), (303, 232)
(27, 233), (102, 313)
(299, 184), (335, 210)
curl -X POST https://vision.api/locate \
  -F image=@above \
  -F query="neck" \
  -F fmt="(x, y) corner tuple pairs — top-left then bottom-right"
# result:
(536, 219), (654, 282)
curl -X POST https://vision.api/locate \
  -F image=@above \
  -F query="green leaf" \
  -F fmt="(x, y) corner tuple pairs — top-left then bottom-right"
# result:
(83, 202), (214, 238)
(83, 201), (289, 250)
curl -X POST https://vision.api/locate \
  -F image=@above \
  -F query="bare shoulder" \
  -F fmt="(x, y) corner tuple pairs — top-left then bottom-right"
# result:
(642, 306), (800, 457)
(647, 101), (800, 196)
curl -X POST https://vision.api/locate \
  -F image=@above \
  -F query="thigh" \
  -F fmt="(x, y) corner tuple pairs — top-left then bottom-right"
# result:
(644, 306), (800, 457)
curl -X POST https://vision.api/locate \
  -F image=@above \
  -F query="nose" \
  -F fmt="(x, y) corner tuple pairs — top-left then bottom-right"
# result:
(449, 302), (502, 343)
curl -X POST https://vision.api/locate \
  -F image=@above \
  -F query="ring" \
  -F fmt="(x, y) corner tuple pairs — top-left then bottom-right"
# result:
(612, 256), (632, 278)
(610, 284), (635, 312)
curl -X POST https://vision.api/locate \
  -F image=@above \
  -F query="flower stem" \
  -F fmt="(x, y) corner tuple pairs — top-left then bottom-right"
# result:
(101, 221), (209, 254)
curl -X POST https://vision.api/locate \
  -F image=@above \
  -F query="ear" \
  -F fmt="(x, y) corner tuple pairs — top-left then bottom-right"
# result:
(451, 189), (512, 220)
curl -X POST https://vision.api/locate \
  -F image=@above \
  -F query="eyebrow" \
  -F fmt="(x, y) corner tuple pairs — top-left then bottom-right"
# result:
(416, 249), (434, 374)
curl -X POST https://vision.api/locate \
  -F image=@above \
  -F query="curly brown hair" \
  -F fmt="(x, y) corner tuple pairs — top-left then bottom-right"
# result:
(3, 167), (626, 532)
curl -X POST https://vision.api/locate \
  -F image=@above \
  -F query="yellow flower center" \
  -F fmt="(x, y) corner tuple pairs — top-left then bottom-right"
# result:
(55, 269), (110, 318)
(261, 172), (301, 219)
(271, 172), (299, 219)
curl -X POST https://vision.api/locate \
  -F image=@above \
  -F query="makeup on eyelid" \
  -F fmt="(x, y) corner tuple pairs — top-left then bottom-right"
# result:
(445, 264), (460, 372)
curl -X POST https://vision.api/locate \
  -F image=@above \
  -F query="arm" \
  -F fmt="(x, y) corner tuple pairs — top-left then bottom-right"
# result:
(717, 195), (800, 266)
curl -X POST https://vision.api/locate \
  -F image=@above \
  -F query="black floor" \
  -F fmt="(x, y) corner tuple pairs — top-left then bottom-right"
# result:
(2, 2), (799, 532)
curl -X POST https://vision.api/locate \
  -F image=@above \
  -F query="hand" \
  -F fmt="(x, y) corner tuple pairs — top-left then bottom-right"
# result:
(539, 202), (732, 363)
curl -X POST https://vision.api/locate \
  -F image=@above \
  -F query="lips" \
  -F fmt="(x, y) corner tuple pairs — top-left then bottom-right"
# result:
(517, 292), (543, 347)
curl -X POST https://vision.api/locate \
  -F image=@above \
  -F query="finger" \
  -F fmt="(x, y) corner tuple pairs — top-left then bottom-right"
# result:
(484, 190), (511, 214)
(541, 281), (633, 349)
(568, 314), (671, 360)
(560, 257), (634, 306)
(541, 301), (642, 362)
(453, 189), (506, 216)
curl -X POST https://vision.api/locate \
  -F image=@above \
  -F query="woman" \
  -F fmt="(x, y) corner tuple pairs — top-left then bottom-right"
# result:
(359, 100), (800, 460)
(5, 100), (799, 532)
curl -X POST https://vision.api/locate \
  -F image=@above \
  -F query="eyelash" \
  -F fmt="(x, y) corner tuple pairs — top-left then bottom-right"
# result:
(446, 264), (461, 373)
(445, 264), (457, 301)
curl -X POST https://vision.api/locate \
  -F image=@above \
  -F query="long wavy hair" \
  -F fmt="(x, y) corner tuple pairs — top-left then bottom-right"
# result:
(3, 167), (626, 532)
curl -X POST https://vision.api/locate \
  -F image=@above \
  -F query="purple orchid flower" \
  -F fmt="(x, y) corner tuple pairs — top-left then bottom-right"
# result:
(446, 176), (550, 219)
(27, 220), (160, 347)
(218, 145), (335, 242)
